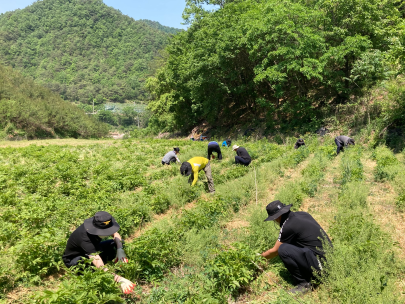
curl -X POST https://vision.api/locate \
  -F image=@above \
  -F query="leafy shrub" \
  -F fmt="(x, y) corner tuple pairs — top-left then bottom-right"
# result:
(372, 146), (400, 181)
(34, 264), (123, 304)
(339, 147), (364, 185)
(14, 228), (67, 281)
(206, 243), (262, 296)
(123, 227), (182, 282)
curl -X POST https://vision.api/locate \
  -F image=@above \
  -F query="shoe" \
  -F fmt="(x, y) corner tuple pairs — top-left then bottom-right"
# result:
(289, 282), (311, 295)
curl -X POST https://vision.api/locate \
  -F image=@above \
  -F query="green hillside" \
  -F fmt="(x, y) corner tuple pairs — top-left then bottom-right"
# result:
(0, 0), (178, 105)
(0, 63), (108, 139)
(139, 19), (183, 35)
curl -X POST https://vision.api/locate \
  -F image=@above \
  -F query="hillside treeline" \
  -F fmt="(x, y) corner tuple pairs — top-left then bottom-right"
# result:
(148, 0), (405, 133)
(0, 64), (109, 139)
(0, 0), (179, 105)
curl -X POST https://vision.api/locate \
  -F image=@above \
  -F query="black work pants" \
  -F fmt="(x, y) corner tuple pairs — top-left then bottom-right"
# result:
(162, 157), (177, 165)
(64, 240), (117, 268)
(208, 143), (222, 160)
(278, 243), (321, 285)
(235, 156), (250, 166)
(335, 138), (344, 155)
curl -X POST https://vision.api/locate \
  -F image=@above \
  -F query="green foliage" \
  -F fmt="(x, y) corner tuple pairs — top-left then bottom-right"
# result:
(372, 146), (400, 181)
(206, 243), (262, 296)
(34, 264), (123, 304)
(0, 64), (108, 139)
(339, 146), (364, 185)
(148, 0), (402, 132)
(0, 0), (178, 104)
(123, 227), (182, 282)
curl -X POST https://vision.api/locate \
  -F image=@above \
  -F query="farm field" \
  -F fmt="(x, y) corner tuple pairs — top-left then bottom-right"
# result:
(0, 137), (404, 303)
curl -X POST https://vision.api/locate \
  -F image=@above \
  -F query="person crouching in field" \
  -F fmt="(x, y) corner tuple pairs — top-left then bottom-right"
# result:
(208, 141), (222, 160)
(62, 211), (135, 294)
(233, 145), (251, 166)
(260, 201), (332, 294)
(180, 157), (215, 193)
(222, 139), (232, 147)
(334, 136), (355, 155)
(162, 147), (181, 165)
(294, 138), (305, 149)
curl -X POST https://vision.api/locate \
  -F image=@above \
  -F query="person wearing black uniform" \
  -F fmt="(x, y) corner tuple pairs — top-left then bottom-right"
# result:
(335, 135), (355, 155)
(208, 141), (222, 160)
(62, 211), (135, 294)
(260, 201), (332, 294)
(294, 138), (305, 149)
(233, 145), (251, 166)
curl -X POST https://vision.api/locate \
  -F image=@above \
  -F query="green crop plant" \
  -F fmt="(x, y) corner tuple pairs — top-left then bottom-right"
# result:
(34, 262), (124, 304)
(372, 146), (400, 181)
(206, 243), (263, 297)
(339, 146), (364, 185)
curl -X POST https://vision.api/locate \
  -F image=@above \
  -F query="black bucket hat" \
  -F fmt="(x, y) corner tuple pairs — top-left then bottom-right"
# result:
(264, 200), (292, 221)
(174, 147), (180, 153)
(84, 211), (120, 235)
(180, 162), (192, 176)
(297, 138), (304, 143)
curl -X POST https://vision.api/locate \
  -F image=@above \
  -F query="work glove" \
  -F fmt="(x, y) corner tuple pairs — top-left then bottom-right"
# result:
(117, 277), (136, 294)
(114, 248), (128, 263)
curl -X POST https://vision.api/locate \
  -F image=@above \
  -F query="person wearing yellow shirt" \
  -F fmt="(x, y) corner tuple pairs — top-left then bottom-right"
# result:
(180, 157), (215, 193)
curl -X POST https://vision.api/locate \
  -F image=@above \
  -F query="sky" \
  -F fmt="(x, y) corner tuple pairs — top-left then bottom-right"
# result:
(0, 0), (191, 29)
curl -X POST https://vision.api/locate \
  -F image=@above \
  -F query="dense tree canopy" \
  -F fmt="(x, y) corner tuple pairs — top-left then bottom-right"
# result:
(0, 63), (108, 139)
(148, 0), (405, 132)
(0, 0), (180, 105)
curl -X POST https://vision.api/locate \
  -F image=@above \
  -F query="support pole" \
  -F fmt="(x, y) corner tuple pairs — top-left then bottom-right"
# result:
(255, 167), (258, 205)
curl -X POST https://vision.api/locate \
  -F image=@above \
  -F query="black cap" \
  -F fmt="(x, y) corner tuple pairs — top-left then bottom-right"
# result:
(180, 162), (192, 176)
(83, 211), (120, 235)
(174, 147), (180, 153)
(264, 200), (292, 221)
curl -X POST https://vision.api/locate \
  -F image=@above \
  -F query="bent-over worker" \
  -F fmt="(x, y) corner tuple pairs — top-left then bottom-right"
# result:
(334, 136), (355, 155)
(233, 145), (251, 166)
(222, 139), (232, 147)
(180, 157), (215, 193)
(62, 211), (135, 294)
(162, 147), (181, 165)
(294, 138), (305, 149)
(208, 141), (222, 160)
(261, 201), (332, 294)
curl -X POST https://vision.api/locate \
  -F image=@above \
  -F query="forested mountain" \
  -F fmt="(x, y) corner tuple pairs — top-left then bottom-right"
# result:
(0, 0), (178, 105)
(0, 63), (108, 139)
(139, 20), (183, 35)
(148, 0), (405, 133)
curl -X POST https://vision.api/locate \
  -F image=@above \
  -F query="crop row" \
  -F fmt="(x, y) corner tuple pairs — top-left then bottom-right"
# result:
(317, 146), (402, 303)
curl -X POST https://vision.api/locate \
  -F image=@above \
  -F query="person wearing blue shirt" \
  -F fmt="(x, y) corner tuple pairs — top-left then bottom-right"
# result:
(222, 139), (232, 147)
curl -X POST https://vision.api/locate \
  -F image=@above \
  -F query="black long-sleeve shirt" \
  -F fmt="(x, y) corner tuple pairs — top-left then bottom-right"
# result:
(237, 147), (251, 162)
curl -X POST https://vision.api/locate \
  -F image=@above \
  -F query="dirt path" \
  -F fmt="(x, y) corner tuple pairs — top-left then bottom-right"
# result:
(300, 156), (341, 231)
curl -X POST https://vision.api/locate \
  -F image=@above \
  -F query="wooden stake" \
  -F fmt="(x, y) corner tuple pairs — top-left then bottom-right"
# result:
(254, 167), (258, 205)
